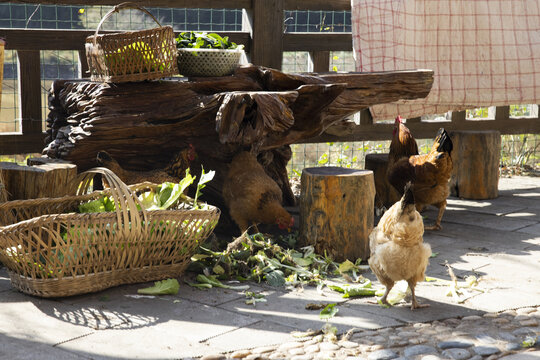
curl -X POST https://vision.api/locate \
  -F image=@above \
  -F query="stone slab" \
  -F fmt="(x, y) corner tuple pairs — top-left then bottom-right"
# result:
(0, 290), (95, 346)
(56, 325), (228, 359)
(0, 333), (91, 360)
(202, 320), (299, 352)
(218, 288), (403, 332)
(61, 282), (259, 342)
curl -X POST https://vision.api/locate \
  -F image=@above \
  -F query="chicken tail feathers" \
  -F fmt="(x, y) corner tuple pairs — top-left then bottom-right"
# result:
(435, 128), (453, 155)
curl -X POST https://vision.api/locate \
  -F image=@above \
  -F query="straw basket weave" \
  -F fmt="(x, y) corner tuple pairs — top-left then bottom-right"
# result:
(0, 168), (220, 298)
(177, 48), (243, 77)
(85, 2), (178, 83)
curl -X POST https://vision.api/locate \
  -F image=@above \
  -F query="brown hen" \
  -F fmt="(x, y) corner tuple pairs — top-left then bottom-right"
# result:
(387, 128), (453, 230)
(222, 151), (294, 234)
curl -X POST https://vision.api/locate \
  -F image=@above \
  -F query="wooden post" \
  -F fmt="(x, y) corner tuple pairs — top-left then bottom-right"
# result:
(298, 167), (374, 261)
(364, 153), (400, 210)
(449, 130), (500, 199)
(0, 160), (77, 200)
(17, 50), (43, 134)
(243, 0), (284, 69)
(308, 51), (330, 73)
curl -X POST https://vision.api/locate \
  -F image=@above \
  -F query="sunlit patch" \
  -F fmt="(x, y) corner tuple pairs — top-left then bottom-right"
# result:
(504, 212), (537, 218)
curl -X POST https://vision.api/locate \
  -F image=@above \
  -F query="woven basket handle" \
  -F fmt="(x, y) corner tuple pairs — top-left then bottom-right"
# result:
(74, 167), (148, 237)
(93, 2), (163, 46)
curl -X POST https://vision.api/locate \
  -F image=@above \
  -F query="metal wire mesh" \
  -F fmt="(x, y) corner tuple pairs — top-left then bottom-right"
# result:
(0, 4), (243, 134)
(0, 4), (538, 171)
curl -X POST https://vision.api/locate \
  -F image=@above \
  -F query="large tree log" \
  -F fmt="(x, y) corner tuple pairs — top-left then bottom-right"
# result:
(298, 167), (375, 262)
(43, 65), (433, 231)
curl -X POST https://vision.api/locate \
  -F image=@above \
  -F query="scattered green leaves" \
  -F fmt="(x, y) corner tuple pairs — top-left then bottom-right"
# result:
(319, 303), (339, 320)
(245, 291), (267, 306)
(137, 279), (180, 295)
(194, 274), (250, 291)
(329, 280), (376, 298)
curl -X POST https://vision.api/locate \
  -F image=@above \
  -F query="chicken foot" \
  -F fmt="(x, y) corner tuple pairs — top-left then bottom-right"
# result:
(409, 281), (430, 310)
(379, 283), (394, 306)
(424, 200), (446, 231)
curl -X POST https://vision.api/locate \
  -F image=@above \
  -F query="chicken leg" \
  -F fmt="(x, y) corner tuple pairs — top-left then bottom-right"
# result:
(425, 200), (446, 231)
(379, 283), (394, 306)
(408, 280), (430, 310)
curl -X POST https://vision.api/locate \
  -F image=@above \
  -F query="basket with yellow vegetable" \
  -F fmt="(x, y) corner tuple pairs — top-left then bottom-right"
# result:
(0, 167), (220, 298)
(85, 2), (178, 82)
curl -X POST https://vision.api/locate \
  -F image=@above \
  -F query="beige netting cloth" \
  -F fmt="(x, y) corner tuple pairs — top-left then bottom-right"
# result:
(352, 0), (540, 120)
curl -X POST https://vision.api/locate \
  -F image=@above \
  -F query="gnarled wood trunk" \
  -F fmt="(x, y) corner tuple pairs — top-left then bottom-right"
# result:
(43, 65), (433, 232)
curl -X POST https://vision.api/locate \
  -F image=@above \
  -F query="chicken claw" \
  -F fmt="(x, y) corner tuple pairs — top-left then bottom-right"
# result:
(424, 223), (442, 231)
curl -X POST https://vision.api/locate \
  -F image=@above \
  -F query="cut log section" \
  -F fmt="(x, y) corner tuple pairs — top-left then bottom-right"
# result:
(0, 160), (77, 200)
(364, 153), (400, 210)
(449, 130), (500, 199)
(298, 167), (375, 262)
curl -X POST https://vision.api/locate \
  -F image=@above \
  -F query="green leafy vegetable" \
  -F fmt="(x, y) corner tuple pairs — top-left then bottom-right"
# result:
(195, 274), (249, 290)
(78, 196), (115, 213)
(265, 270), (286, 287)
(193, 167), (215, 208)
(245, 291), (267, 306)
(328, 280), (376, 298)
(176, 31), (244, 50)
(137, 279), (180, 295)
(319, 303), (339, 320)
(140, 169), (196, 211)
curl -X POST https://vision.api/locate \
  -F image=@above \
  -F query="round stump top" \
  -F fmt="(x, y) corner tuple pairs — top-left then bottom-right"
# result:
(303, 167), (373, 177)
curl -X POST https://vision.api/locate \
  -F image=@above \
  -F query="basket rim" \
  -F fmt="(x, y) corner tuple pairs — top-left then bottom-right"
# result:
(177, 47), (244, 53)
(85, 25), (174, 43)
(0, 205), (220, 232)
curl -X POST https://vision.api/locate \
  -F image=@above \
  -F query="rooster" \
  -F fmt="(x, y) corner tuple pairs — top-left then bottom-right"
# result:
(222, 151), (294, 234)
(387, 115), (419, 169)
(387, 128), (453, 230)
(368, 182), (431, 310)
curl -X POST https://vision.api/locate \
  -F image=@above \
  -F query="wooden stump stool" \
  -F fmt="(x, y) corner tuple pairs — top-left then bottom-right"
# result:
(449, 130), (500, 199)
(364, 153), (400, 210)
(298, 167), (375, 262)
(0, 158), (77, 200)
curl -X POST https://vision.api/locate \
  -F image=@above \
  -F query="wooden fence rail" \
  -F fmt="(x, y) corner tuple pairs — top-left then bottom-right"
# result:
(0, 0), (538, 155)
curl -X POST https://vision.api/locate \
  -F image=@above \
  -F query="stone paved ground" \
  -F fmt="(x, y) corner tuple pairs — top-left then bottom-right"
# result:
(0, 176), (539, 359)
(204, 307), (540, 360)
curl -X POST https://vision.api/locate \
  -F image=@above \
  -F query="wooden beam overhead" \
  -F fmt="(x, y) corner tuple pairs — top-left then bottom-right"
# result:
(305, 118), (540, 144)
(283, 33), (352, 52)
(1, 29), (250, 52)
(0, 0), (252, 9)
(284, 0), (351, 11)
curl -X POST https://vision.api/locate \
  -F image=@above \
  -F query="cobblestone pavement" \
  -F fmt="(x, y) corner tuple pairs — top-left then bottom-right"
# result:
(201, 306), (540, 360)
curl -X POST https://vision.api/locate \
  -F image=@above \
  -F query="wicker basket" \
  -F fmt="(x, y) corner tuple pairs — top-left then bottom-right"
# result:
(85, 2), (178, 83)
(0, 168), (220, 298)
(177, 48), (243, 77)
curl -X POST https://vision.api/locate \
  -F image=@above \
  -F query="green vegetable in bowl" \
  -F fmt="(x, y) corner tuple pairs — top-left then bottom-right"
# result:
(175, 31), (244, 50)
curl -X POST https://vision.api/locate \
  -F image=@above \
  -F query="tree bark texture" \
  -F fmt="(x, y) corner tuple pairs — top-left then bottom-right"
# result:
(298, 167), (375, 262)
(43, 65), (433, 230)
(449, 130), (501, 200)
